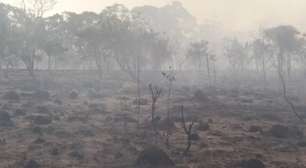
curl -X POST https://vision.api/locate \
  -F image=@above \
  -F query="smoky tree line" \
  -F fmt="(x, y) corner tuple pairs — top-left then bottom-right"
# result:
(0, 2), (173, 81)
(1, 1), (306, 90)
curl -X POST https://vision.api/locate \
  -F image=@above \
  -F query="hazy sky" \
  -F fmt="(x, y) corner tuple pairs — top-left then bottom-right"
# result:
(2, 0), (306, 32)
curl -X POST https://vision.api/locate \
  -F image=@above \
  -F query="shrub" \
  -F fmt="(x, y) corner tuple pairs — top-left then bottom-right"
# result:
(0, 111), (14, 127)
(136, 146), (175, 168)
(3, 91), (20, 101)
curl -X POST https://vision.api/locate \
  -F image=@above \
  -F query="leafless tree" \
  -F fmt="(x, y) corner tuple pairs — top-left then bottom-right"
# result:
(21, 0), (57, 18)
(162, 67), (176, 147)
(180, 105), (196, 156)
(149, 84), (162, 125)
(264, 25), (304, 121)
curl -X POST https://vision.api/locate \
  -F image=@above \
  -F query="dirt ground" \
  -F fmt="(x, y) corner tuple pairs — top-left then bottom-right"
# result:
(0, 70), (305, 168)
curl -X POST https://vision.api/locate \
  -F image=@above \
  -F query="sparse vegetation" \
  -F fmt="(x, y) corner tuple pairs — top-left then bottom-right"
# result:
(0, 1), (305, 167)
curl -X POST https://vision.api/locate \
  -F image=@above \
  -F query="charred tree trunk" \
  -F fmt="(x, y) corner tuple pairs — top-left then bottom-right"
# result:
(136, 54), (141, 128)
(48, 55), (52, 71)
(212, 61), (217, 86)
(25, 52), (36, 80)
(262, 55), (267, 88)
(149, 84), (162, 125)
(206, 55), (211, 86)
(4, 63), (9, 79)
(287, 54), (292, 79)
(180, 105), (195, 156)
(166, 80), (173, 147)
(277, 51), (303, 121)
(95, 55), (103, 81)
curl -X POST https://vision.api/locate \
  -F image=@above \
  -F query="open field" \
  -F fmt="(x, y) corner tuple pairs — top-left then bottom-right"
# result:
(0, 70), (304, 168)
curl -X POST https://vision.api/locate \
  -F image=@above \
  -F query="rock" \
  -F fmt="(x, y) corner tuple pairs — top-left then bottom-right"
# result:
(249, 126), (262, 133)
(69, 91), (79, 99)
(269, 125), (303, 139)
(3, 91), (20, 101)
(24, 160), (40, 168)
(32, 115), (52, 125)
(239, 159), (265, 168)
(136, 146), (175, 168)
(0, 111), (14, 127)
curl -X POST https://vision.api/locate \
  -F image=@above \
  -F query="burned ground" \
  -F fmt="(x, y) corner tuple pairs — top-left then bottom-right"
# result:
(0, 71), (305, 168)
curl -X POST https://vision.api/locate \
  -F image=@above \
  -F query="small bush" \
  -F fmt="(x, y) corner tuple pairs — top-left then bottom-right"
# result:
(54, 98), (63, 105)
(190, 133), (201, 141)
(32, 90), (50, 101)
(0, 111), (14, 127)
(32, 115), (52, 125)
(3, 91), (20, 101)
(69, 91), (79, 99)
(198, 121), (210, 131)
(24, 160), (40, 168)
(136, 146), (175, 168)
(14, 109), (26, 116)
(36, 106), (50, 114)
(193, 90), (209, 102)
(269, 125), (303, 139)
(238, 159), (265, 168)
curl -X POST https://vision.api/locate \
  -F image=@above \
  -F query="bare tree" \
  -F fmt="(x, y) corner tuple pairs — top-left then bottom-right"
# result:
(162, 67), (176, 147)
(149, 84), (162, 125)
(187, 40), (212, 85)
(264, 25), (304, 121)
(21, 0), (57, 18)
(209, 53), (217, 86)
(224, 39), (250, 73)
(180, 105), (197, 156)
(251, 38), (273, 88)
(8, 0), (58, 79)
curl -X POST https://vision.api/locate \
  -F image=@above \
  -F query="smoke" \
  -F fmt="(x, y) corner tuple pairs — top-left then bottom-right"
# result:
(3, 0), (306, 34)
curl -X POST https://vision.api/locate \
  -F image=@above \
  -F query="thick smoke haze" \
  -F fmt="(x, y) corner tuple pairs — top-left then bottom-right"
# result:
(3, 0), (306, 32)
(1, 0), (306, 167)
